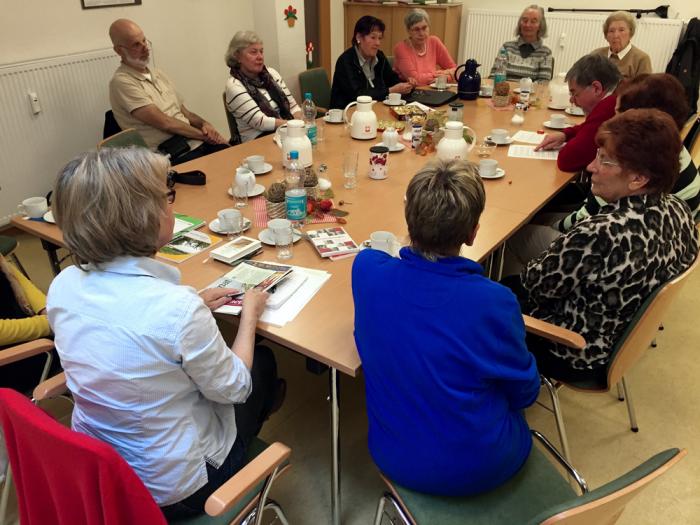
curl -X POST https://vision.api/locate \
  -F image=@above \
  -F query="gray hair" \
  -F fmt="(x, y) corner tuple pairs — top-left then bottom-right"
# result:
(405, 159), (485, 261)
(603, 11), (636, 37)
(515, 5), (547, 39)
(404, 8), (430, 30)
(566, 54), (621, 92)
(225, 30), (263, 68)
(53, 147), (170, 267)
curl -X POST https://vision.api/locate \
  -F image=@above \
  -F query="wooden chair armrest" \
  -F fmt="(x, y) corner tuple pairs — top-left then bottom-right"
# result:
(0, 338), (54, 367)
(32, 372), (68, 402)
(204, 442), (291, 516)
(523, 315), (586, 350)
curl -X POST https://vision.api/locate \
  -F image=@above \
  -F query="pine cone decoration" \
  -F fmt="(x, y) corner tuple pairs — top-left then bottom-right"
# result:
(303, 167), (318, 187)
(265, 182), (286, 203)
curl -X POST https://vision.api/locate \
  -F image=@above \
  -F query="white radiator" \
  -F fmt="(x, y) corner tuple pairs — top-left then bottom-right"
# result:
(0, 48), (120, 226)
(461, 9), (684, 78)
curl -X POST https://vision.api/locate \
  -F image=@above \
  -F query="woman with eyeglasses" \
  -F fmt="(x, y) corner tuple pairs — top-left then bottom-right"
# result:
(507, 109), (698, 382)
(392, 9), (456, 86)
(330, 15), (413, 109)
(46, 147), (284, 519)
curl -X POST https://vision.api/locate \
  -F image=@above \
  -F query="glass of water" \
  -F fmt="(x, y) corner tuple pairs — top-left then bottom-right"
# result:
(268, 219), (294, 260)
(343, 151), (359, 189)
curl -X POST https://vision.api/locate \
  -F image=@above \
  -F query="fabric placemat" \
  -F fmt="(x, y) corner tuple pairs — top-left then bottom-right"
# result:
(251, 196), (338, 227)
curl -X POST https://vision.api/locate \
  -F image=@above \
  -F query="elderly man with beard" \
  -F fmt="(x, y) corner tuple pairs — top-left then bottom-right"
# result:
(108, 19), (228, 164)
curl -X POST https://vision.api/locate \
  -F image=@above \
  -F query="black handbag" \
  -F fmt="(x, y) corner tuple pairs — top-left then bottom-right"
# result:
(157, 134), (191, 160)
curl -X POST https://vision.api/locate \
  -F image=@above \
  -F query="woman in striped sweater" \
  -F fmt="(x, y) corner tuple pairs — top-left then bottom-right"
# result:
(224, 30), (301, 144)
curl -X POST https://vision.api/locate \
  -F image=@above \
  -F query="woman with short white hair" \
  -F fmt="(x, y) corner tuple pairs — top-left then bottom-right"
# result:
(591, 11), (652, 79)
(490, 4), (553, 81)
(224, 30), (301, 143)
(392, 8), (456, 86)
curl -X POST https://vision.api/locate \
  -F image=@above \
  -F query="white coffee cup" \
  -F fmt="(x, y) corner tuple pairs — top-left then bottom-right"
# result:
(327, 109), (343, 122)
(18, 197), (48, 218)
(370, 231), (397, 255)
(550, 114), (567, 127)
(218, 208), (242, 232)
(387, 92), (401, 104)
(479, 159), (499, 177)
(244, 155), (265, 173)
(490, 128), (508, 144)
(435, 75), (447, 90)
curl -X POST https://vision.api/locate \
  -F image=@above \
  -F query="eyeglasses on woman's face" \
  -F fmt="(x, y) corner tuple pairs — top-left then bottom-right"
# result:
(595, 148), (620, 168)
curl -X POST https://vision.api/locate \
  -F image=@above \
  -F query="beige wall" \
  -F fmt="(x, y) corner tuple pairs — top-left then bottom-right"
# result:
(0, 0), (255, 135)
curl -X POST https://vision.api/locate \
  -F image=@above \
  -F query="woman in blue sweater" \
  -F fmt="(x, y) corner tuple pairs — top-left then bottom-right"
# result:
(352, 159), (540, 496)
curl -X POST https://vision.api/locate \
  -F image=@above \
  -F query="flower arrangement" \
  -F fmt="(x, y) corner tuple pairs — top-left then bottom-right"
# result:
(284, 5), (298, 27)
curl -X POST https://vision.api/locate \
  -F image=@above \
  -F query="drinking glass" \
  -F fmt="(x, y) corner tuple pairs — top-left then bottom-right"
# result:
(269, 219), (294, 260)
(232, 182), (248, 208)
(343, 151), (359, 189)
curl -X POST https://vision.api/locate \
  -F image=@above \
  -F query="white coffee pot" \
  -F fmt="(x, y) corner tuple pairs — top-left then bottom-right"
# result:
(275, 119), (313, 167)
(436, 121), (476, 161)
(549, 72), (569, 110)
(343, 95), (377, 140)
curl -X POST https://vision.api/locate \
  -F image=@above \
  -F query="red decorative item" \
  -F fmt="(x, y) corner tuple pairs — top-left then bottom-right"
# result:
(284, 5), (298, 27)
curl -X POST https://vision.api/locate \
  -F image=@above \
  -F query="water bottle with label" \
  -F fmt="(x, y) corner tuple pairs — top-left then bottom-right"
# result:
(285, 151), (307, 224)
(302, 92), (317, 146)
(494, 48), (508, 84)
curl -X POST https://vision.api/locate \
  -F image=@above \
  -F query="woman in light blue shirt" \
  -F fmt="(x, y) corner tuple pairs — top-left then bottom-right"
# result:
(47, 147), (281, 519)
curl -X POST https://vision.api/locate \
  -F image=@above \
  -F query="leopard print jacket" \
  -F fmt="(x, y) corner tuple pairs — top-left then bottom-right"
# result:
(522, 193), (698, 370)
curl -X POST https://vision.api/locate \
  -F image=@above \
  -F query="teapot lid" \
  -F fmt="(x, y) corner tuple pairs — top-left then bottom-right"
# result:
(288, 119), (305, 128)
(357, 95), (373, 103)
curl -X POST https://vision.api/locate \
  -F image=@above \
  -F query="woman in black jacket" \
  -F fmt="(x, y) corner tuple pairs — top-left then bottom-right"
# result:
(330, 15), (413, 109)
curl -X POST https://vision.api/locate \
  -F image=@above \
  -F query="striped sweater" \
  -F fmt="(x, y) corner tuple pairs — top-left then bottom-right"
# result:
(490, 38), (553, 82)
(556, 147), (700, 232)
(224, 67), (300, 143)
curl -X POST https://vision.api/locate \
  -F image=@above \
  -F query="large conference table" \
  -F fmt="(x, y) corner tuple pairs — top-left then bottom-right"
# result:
(12, 93), (582, 524)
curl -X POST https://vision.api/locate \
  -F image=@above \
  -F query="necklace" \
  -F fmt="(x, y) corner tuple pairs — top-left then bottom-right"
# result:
(411, 39), (427, 57)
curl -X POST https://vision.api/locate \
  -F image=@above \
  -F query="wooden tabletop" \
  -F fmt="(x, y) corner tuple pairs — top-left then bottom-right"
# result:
(12, 95), (582, 376)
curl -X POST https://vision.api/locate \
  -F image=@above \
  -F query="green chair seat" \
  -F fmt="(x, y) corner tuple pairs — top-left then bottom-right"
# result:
(99, 129), (147, 149)
(0, 236), (18, 256)
(299, 68), (331, 111)
(389, 445), (576, 525)
(171, 437), (282, 525)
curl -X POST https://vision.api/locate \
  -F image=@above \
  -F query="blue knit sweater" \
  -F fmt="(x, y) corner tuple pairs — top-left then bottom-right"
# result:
(352, 247), (540, 496)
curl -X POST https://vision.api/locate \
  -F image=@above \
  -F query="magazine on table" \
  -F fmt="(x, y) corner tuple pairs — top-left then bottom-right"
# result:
(157, 230), (222, 263)
(210, 260), (294, 315)
(172, 213), (205, 238)
(306, 227), (359, 258)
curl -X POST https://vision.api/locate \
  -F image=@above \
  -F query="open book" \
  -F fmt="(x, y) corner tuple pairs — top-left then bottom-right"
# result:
(209, 260), (294, 315)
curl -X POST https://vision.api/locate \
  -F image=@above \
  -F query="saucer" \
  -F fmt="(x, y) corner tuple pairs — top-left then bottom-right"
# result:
(209, 217), (252, 235)
(43, 210), (55, 224)
(480, 168), (505, 180)
(485, 136), (514, 146)
(375, 141), (406, 153)
(251, 162), (273, 175)
(565, 107), (585, 116)
(228, 183), (265, 198)
(258, 228), (303, 246)
(429, 82), (458, 89)
(548, 104), (567, 110)
(543, 120), (572, 130)
(383, 99), (406, 107)
(323, 115), (344, 124)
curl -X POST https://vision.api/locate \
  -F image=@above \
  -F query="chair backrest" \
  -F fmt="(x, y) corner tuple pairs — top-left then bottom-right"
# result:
(98, 128), (148, 149)
(689, 117), (700, 166)
(386, 55), (395, 69)
(298, 67), (331, 110)
(606, 253), (700, 387)
(534, 448), (686, 524)
(222, 92), (241, 146)
(0, 388), (166, 525)
(103, 110), (122, 139)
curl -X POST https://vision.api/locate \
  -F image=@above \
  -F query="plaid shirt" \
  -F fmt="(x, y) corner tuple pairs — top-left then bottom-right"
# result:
(490, 38), (553, 81)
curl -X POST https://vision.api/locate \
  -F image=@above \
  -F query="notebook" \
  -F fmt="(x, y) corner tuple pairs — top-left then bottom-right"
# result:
(405, 89), (458, 107)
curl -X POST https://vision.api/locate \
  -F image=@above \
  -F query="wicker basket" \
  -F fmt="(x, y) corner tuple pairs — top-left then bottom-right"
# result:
(492, 94), (510, 108)
(265, 200), (286, 220)
(305, 184), (320, 201)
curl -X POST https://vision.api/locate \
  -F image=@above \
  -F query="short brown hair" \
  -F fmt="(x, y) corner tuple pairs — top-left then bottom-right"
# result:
(596, 109), (681, 194)
(53, 147), (170, 266)
(603, 11), (636, 37)
(404, 159), (485, 261)
(617, 73), (690, 130)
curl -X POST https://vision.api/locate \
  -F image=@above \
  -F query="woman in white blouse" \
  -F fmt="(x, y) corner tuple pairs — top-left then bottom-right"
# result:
(224, 30), (302, 143)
